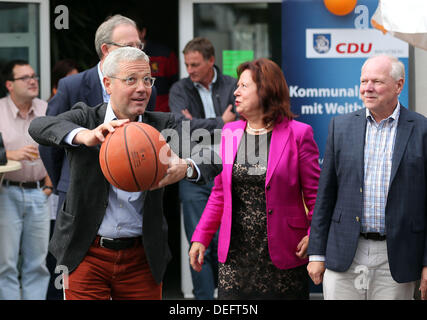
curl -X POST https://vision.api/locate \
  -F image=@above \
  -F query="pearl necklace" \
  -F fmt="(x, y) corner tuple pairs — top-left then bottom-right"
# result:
(246, 121), (273, 134)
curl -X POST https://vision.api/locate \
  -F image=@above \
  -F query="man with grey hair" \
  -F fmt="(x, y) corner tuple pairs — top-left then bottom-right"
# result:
(307, 54), (427, 300)
(29, 47), (221, 300)
(40, 14), (156, 219)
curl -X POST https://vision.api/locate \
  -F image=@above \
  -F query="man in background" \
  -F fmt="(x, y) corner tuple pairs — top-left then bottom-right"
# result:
(0, 60), (51, 299)
(169, 37), (237, 299)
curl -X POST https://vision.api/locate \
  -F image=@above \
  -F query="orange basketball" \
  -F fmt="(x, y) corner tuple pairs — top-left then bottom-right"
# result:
(99, 122), (170, 192)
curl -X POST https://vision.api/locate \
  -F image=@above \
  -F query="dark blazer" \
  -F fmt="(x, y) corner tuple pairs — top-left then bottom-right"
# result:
(40, 65), (156, 196)
(308, 106), (427, 283)
(169, 65), (237, 134)
(29, 102), (221, 284)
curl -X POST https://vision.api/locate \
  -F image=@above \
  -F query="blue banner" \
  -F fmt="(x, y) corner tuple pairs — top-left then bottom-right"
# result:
(282, 0), (409, 164)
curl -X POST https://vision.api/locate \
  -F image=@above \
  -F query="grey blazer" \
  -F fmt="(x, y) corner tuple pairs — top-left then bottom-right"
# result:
(308, 106), (427, 283)
(29, 102), (222, 284)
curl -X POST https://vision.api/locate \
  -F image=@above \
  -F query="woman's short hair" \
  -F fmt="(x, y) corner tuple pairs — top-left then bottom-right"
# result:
(102, 47), (149, 77)
(94, 14), (136, 60)
(237, 58), (295, 124)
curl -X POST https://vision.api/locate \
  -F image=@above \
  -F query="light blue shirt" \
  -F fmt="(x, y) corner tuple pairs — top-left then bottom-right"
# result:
(362, 103), (400, 235)
(193, 68), (217, 119)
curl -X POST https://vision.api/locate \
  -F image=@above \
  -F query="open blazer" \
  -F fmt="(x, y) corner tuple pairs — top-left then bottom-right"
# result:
(192, 118), (320, 269)
(29, 102), (221, 284)
(308, 106), (427, 283)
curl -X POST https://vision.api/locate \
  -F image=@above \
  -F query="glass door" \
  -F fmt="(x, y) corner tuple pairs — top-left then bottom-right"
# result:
(0, 0), (50, 100)
(179, 0), (281, 78)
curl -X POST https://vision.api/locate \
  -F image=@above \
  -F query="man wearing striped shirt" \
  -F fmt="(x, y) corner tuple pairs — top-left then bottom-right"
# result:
(307, 55), (427, 300)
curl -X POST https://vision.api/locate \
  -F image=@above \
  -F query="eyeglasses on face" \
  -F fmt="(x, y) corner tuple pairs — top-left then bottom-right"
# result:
(11, 75), (39, 82)
(106, 41), (144, 50)
(109, 75), (156, 88)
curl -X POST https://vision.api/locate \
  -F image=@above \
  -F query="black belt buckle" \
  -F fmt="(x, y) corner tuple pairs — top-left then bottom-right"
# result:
(99, 237), (115, 249)
(361, 232), (386, 241)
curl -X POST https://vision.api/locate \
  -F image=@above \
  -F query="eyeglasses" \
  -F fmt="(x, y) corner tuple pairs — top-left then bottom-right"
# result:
(11, 75), (39, 82)
(109, 75), (156, 88)
(106, 41), (144, 50)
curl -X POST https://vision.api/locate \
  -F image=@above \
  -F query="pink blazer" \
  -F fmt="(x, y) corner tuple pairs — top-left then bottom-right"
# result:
(191, 119), (320, 269)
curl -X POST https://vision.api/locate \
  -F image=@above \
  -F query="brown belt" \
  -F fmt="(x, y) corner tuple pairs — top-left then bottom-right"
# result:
(2, 179), (45, 189)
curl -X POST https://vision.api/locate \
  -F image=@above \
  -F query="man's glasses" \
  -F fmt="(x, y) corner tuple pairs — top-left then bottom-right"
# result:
(106, 41), (144, 50)
(11, 75), (39, 82)
(109, 75), (156, 88)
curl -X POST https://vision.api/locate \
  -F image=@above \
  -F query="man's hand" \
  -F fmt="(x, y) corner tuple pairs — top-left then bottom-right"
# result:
(6, 145), (39, 161)
(420, 266), (427, 300)
(152, 150), (189, 189)
(189, 242), (206, 272)
(73, 119), (129, 146)
(307, 261), (326, 285)
(181, 109), (193, 120)
(221, 104), (236, 124)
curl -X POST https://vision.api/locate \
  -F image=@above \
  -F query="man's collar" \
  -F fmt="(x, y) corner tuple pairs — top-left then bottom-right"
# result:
(193, 67), (217, 89)
(104, 100), (142, 123)
(366, 102), (401, 123)
(97, 62), (104, 87)
(6, 95), (37, 119)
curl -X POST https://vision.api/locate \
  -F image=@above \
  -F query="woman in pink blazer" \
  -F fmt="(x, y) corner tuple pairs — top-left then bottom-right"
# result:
(189, 58), (320, 300)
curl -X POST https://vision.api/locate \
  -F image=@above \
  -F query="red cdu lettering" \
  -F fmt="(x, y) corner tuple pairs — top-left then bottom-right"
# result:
(347, 43), (359, 53)
(336, 43), (346, 53)
(335, 43), (373, 54)
(360, 43), (372, 53)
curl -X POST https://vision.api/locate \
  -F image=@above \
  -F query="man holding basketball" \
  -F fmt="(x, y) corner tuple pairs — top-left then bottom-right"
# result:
(29, 47), (221, 300)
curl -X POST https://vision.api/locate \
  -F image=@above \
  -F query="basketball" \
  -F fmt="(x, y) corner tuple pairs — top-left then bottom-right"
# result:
(99, 122), (170, 192)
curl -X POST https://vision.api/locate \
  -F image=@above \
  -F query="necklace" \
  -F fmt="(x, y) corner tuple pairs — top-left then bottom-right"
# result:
(246, 121), (273, 134)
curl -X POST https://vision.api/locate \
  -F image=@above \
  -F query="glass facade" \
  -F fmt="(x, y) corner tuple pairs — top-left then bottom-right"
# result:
(0, 2), (40, 97)
(193, 2), (281, 77)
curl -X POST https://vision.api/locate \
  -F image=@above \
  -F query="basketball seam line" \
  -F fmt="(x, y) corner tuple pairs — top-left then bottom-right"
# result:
(133, 123), (159, 189)
(125, 124), (142, 190)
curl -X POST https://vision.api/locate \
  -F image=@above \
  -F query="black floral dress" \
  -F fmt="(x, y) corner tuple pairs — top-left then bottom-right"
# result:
(218, 131), (309, 300)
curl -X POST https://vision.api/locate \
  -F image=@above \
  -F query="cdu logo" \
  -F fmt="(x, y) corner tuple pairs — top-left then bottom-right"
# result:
(313, 34), (331, 54)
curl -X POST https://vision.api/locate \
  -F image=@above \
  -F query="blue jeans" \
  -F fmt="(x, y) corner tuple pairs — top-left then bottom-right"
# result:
(0, 185), (50, 300)
(179, 179), (218, 300)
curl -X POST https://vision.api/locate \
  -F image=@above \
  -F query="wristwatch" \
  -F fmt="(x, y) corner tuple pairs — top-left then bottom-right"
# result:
(185, 159), (195, 179)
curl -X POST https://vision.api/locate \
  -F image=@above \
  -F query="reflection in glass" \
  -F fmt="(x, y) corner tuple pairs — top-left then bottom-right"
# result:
(0, 3), (29, 33)
(194, 3), (281, 76)
(0, 3), (40, 98)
